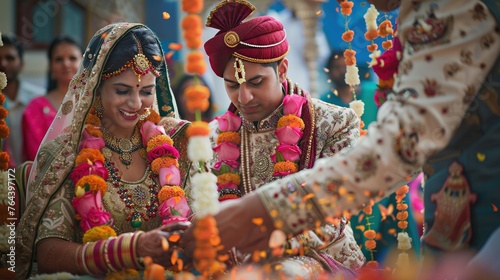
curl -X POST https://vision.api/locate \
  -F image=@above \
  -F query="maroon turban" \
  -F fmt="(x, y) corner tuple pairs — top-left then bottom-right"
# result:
(204, 0), (289, 77)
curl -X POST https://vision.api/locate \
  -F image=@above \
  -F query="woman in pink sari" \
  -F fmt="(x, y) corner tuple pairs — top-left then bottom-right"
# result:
(22, 36), (82, 161)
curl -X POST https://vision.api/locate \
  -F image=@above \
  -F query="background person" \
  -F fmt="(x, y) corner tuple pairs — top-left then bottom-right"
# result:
(22, 36), (83, 161)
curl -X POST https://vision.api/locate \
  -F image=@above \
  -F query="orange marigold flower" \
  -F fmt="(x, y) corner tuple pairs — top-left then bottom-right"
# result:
(168, 42), (183, 51)
(398, 221), (408, 230)
(86, 126), (103, 138)
(181, 14), (202, 30)
(187, 99), (210, 113)
(0, 124), (9, 138)
(83, 225), (117, 243)
(0, 107), (8, 119)
(0, 151), (9, 171)
(185, 85), (210, 100)
(147, 135), (174, 152)
(186, 37), (202, 49)
(151, 157), (179, 174)
(365, 260), (379, 269)
(396, 211), (409, 221)
(0, 120), (5, 126)
(363, 229), (377, 239)
(397, 203), (409, 211)
(183, 28), (203, 41)
(364, 30), (379, 41)
(277, 115), (305, 129)
(379, 77), (394, 89)
(365, 239), (377, 250)
(216, 131), (240, 145)
(341, 30), (354, 42)
(382, 40), (393, 50)
(217, 173), (241, 185)
(363, 205), (373, 215)
(395, 194), (406, 203)
(182, 0), (203, 13)
(345, 57), (356, 66)
(85, 114), (101, 126)
(76, 174), (107, 195)
(274, 161), (299, 173)
(343, 49), (356, 58)
(0, 93), (5, 105)
(395, 185), (409, 195)
(367, 44), (378, 52)
(186, 51), (207, 76)
(378, 20), (393, 37)
(187, 121), (210, 137)
(219, 194), (239, 201)
(158, 186), (185, 204)
(340, 1), (354, 16)
(75, 148), (105, 166)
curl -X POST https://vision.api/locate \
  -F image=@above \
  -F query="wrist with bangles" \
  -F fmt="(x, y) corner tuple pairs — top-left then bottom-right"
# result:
(75, 231), (145, 276)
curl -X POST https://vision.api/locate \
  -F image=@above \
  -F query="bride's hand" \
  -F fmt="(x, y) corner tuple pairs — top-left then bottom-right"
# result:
(136, 221), (191, 268)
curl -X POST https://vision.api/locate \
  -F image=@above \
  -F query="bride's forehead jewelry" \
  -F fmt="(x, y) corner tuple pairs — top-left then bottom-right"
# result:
(101, 34), (160, 82)
(234, 57), (246, 84)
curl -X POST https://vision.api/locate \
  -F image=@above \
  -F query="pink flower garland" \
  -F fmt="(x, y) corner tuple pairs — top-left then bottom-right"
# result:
(213, 94), (307, 200)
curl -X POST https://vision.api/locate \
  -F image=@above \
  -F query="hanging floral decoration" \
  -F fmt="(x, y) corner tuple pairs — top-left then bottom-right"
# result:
(180, 0), (225, 276)
(394, 185), (413, 276)
(0, 71), (9, 171)
(371, 23), (400, 108)
(339, 0), (365, 137)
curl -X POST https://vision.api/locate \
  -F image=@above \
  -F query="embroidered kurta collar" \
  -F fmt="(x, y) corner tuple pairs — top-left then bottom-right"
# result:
(240, 102), (284, 133)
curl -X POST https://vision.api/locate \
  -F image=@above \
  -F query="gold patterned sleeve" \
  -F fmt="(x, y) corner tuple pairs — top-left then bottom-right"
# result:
(257, 0), (500, 236)
(320, 104), (360, 158)
(36, 179), (79, 244)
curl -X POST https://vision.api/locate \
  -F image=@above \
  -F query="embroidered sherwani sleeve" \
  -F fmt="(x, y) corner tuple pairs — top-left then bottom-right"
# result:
(321, 106), (360, 157)
(257, 0), (500, 236)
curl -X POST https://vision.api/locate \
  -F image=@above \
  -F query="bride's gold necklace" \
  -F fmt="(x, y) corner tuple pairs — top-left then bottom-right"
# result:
(101, 126), (143, 167)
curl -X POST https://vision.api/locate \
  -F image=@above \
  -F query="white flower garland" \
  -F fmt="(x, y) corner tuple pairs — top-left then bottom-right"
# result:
(0, 72), (7, 90)
(187, 136), (213, 162)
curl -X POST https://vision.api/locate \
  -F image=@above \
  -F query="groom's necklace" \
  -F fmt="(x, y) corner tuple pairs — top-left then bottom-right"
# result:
(102, 126), (142, 167)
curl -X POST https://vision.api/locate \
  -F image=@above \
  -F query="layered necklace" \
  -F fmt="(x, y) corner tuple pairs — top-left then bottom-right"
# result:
(101, 126), (145, 167)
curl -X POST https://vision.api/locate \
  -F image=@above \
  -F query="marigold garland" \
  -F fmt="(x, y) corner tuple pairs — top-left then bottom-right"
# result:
(273, 161), (299, 174)
(75, 174), (108, 195)
(215, 131), (240, 145)
(0, 107), (7, 119)
(186, 121), (211, 137)
(147, 134), (174, 152)
(217, 173), (241, 186)
(75, 148), (105, 165)
(0, 124), (9, 138)
(82, 225), (117, 243)
(158, 185), (185, 204)
(151, 157), (179, 174)
(277, 115), (305, 129)
(86, 126), (103, 138)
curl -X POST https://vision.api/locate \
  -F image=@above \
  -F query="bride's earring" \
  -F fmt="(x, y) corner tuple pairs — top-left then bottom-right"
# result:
(139, 108), (151, 121)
